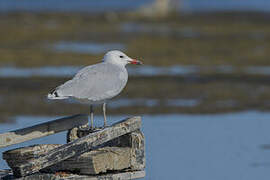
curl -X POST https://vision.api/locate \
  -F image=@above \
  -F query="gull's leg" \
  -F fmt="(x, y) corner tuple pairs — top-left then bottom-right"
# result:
(90, 105), (94, 129)
(102, 103), (107, 128)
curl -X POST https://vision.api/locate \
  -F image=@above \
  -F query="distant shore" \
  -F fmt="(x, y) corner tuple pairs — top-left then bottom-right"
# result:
(1, 11), (270, 120)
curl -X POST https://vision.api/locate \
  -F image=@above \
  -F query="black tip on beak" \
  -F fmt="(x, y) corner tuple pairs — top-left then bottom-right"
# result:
(130, 59), (143, 65)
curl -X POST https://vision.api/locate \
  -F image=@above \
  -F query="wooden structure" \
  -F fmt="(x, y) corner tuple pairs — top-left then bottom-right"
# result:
(0, 114), (88, 148)
(0, 115), (145, 180)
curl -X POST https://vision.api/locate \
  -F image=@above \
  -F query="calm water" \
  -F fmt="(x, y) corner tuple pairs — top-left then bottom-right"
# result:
(52, 41), (126, 55)
(0, 0), (270, 12)
(3, 65), (270, 78)
(184, 0), (270, 12)
(0, 0), (152, 13)
(69, 98), (201, 108)
(0, 65), (198, 78)
(1, 111), (270, 179)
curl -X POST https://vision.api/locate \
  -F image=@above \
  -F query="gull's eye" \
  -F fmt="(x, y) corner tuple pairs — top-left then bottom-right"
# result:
(119, 55), (124, 58)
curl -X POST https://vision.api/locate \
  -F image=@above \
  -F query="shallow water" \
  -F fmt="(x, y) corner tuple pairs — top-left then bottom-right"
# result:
(1, 111), (270, 179)
(184, 0), (270, 12)
(0, 65), (198, 78)
(2, 65), (270, 78)
(244, 66), (270, 76)
(0, 0), (152, 13)
(1, 0), (270, 12)
(67, 98), (201, 108)
(52, 41), (126, 55)
(0, 66), (81, 78)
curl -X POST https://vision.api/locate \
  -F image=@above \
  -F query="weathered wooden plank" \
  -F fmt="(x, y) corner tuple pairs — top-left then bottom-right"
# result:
(4, 131), (145, 175)
(1, 170), (145, 180)
(13, 116), (141, 177)
(103, 130), (145, 170)
(58, 130), (146, 174)
(3, 144), (61, 167)
(0, 169), (12, 179)
(44, 147), (132, 175)
(0, 114), (88, 148)
(52, 128), (145, 174)
(67, 128), (146, 171)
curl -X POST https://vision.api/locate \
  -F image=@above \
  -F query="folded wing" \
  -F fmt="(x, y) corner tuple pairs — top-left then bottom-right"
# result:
(48, 63), (128, 102)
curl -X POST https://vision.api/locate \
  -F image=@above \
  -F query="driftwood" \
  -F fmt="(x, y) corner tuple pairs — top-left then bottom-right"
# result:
(67, 129), (146, 171)
(0, 114), (88, 148)
(49, 130), (145, 175)
(1, 170), (145, 180)
(11, 117), (141, 177)
(48, 147), (133, 175)
(3, 144), (61, 167)
(3, 130), (145, 175)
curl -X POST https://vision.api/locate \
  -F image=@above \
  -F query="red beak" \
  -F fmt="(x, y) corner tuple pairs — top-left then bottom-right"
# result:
(130, 59), (143, 65)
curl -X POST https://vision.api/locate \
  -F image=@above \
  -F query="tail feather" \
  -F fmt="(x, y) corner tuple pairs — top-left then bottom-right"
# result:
(47, 89), (68, 100)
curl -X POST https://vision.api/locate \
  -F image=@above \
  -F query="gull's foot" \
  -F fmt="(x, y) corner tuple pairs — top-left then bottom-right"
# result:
(80, 124), (95, 131)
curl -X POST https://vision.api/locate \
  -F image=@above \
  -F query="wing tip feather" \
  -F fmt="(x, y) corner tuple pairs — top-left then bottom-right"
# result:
(47, 89), (68, 100)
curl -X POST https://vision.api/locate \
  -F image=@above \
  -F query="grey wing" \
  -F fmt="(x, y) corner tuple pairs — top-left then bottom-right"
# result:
(56, 63), (128, 101)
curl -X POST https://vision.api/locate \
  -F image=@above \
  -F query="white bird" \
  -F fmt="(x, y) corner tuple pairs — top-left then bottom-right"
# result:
(47, 50), (142, 129)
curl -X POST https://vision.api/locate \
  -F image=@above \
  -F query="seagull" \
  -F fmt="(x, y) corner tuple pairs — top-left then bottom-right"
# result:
(47, 50), (142, 129)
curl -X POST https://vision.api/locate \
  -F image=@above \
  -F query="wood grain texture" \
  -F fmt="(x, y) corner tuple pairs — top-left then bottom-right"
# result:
(45, 147), (132, 175)
(52, 130), (145, 174)
(4, 131), (145, 176)
(0, 114), (88, 148)
(67, 129), (146, 171)
(12, 116), (141, 177)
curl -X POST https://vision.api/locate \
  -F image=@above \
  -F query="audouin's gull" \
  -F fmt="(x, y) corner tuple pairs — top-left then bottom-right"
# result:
(47, 50), (142, 128)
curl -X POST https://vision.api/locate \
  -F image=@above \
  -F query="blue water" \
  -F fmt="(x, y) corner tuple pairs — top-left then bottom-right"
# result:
(1, 111), (270, 179)
(3, 65), (270, 78)
(0, 65), (199, 78)
(0, 0), (270, 13)
(184, 0), (270, 12)
(66, 98), (201, 108)
(0, 0), (152, 13)
(53, 41), (126, 55)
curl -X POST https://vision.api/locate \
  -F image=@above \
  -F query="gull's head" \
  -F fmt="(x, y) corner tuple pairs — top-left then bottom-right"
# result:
(102, 50), (142, 66)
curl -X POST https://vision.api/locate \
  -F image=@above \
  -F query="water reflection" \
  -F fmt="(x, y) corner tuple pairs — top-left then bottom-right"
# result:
(1, 111), (270, 179)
